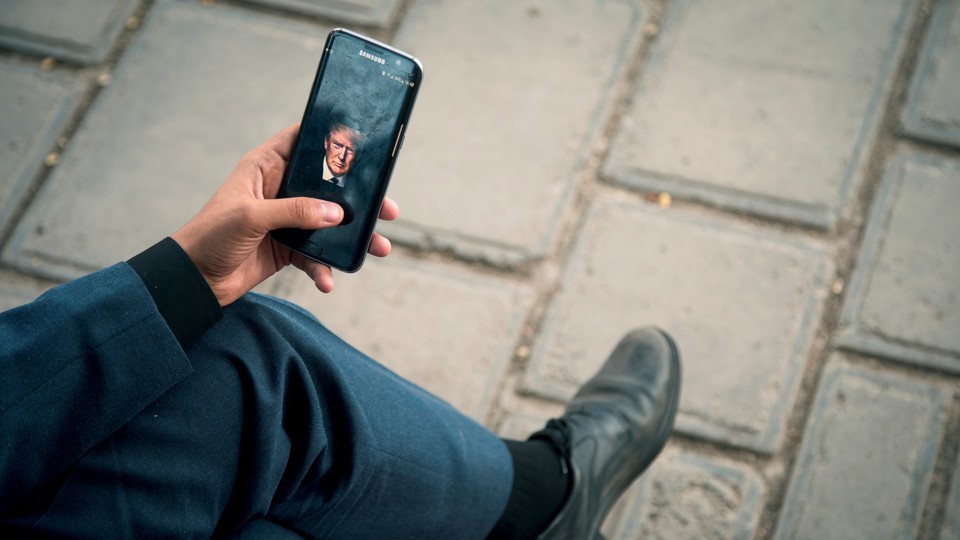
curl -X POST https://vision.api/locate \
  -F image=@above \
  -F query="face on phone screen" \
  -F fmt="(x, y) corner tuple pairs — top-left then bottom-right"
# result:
(275, 30), (421, 272)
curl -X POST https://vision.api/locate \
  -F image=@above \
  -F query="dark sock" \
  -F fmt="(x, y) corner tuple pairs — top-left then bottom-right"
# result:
(486, 438), (572, 540)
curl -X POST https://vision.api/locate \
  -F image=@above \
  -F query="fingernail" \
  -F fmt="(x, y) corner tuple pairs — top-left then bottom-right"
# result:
(322, 203), (343, 224)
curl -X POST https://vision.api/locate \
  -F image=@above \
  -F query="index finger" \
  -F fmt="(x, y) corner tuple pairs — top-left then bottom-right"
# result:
(266, 122), (301, 162)
(255, 123), (301, 198)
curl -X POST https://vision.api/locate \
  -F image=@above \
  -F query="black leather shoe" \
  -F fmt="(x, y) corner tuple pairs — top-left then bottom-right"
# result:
(532, 327), (681, 540)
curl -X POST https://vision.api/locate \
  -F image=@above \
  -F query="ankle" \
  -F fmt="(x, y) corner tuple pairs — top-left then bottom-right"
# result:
(486, 439), (572, 540)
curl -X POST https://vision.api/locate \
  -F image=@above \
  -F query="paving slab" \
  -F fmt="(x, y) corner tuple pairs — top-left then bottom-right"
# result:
(521, 197), (832, 453)
(0, 0), (138, 64)
(611, 449), (764, 540)
(943, 451), (960, 540)
(0, 284), (36, 312)
(0, 59), (87, 236)
(497, 412), (552, 441)
(271, 257), (533, 423)
(381, 0), (645, 267)
(239, 0), (402, 28)
(775, 358), (951, 540)
(901, 0), (960, 148)
(604, 0), (917, 230)
(2, 0), (328, 280)
(0, 272), (50, 312)
(836, 151), (960, 373)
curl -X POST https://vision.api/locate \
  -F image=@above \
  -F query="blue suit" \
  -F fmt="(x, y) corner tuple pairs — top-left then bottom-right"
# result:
(0, 248), (511, 538)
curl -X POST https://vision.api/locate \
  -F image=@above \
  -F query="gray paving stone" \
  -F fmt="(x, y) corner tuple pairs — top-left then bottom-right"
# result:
(836, 151), (960, 373)
(271, 257), (533, 423)
(604, 0), (917, 230)
(775, 358), (951, 540)
(902, 0), (960, 148)
(497, 412), (551, 441)
(239, 0), (402, 28)
(943, 452), (960, 540)
(610, 450), (764, 540)
(0, 272), (50, 312)
(0, 0), (138, 64)
(381, 0), (645, 267)
(2, 0), (328, 280)
(0, 285), (35, 312)
(0, 59), (86, 236)
(521, 197), (832, 453)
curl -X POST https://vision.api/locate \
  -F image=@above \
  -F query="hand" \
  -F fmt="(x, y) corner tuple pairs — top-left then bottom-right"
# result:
(171, 124), (399, 307)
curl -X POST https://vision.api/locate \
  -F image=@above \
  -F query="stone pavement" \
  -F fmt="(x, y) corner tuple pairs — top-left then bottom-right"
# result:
(1, 0), (958, 538)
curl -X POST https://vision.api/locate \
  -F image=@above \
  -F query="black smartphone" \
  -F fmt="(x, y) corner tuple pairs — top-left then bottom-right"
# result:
(271, 29), (422, 272)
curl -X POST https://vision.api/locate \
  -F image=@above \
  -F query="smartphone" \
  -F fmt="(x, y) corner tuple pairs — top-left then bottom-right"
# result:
(271, 29), (422, 272)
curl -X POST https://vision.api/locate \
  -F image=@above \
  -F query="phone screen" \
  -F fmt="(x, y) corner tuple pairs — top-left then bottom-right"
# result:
(273, 29), (422, 272)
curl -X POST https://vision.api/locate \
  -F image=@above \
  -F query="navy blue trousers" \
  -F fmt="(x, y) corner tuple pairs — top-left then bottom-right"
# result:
(1, 265), (512, 538)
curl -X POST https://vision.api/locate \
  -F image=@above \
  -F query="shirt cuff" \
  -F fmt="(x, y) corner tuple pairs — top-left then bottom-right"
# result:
(127, 237), (222, 346)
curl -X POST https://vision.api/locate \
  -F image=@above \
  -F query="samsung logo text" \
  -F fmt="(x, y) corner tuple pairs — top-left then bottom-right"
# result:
(359, 50), (385, 65)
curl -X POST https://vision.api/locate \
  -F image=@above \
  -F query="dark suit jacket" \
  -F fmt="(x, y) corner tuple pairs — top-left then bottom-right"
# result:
(0, 242), (512, 538)
(0, 262), (194, 513)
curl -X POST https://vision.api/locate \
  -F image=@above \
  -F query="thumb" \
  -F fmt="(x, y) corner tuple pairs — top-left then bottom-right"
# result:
(255, 197), (343, 232)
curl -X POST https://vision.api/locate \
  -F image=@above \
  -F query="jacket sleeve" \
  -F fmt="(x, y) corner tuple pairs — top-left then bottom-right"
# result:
(0, 238), (221, 512)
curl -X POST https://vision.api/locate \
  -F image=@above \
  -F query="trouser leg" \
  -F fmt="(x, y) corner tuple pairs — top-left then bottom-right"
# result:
(15, 293), (512, 539)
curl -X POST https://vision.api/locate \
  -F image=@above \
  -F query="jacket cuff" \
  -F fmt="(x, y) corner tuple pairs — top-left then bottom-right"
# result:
(127, 237), (222, 345)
